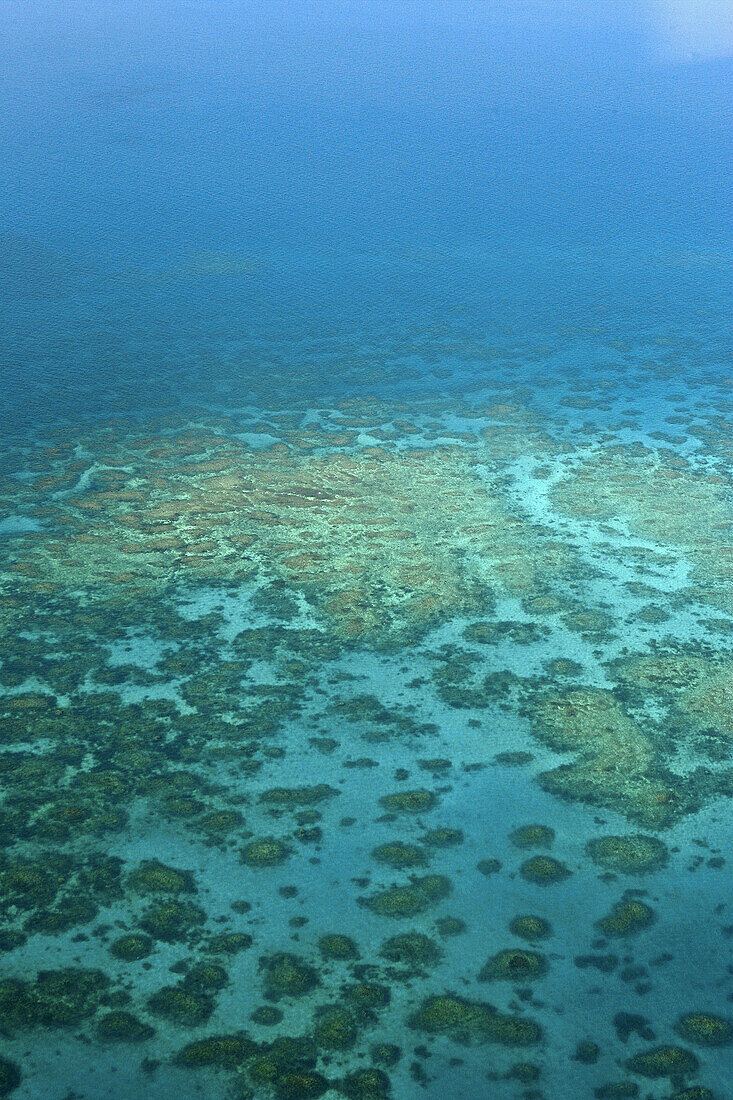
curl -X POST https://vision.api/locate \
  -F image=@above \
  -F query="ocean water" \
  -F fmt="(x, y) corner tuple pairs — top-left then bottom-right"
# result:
(0, 3), (732, 1098)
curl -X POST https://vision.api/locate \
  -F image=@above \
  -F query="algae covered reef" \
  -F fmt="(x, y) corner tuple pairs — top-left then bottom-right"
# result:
(0, 372), (731, 1100)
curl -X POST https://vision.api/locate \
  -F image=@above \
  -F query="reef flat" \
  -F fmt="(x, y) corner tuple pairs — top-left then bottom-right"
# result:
(0, 403), (572, 647)
(0, 368), (731, 1100)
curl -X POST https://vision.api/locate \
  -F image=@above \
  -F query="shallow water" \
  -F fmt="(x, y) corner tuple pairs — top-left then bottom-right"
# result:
(0, 3), (732, 1099)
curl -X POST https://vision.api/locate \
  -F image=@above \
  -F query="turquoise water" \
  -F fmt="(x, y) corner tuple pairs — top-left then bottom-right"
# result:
(0, 3), (732, 1098)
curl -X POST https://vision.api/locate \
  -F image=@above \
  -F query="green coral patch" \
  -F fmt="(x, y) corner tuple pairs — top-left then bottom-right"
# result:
(360, 875), (451, 918)
(598, 899), (656, 937)
(379, 789), (437, 814)
(509, 824), (555, 849)
(127, 860), (196, 895)
(509, 915), (552, 941)
(519, 855), (571, 886)
(371, 841), (427, 869)
(261, 953), (320, 1000)
(675, 1012), (733, 1047)
(0, 1057), (21, 1097)
(241, 837), (291, 867)
(380, 931), (442, 970)
(175, 1033), (258, 1068)
(410, 993), (542, 1046)
(625, 1045), (699, 1079)
(478, 949), (548, 982)
(586, 835), (669, 875)
(96, 1011), (155, 1043)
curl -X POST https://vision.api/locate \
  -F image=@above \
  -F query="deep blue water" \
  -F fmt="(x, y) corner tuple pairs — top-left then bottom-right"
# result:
(2, 1), (730, 423)
(0, 4), (731, 1099)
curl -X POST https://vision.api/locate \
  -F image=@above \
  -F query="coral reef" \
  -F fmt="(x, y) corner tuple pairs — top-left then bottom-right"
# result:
(109, 933), (154, 961)
(0, 968), (110, 1030)
(147, 983), (215, 1026)
(532, 689), (688, 827)
(509, 824), (555, 849)
(371, 842), (427, 869)
(317, 934), (360, 961)
(312, 1005), (358, 1050)
(344, 983), (391, 1011)
(175, 1033), (258, 1068)
(625, 1045), (699, 1079)
(241, 838), (291, 867)
(478, 949), (548, 982)
(261, 954), (320, 1000)
(128, 860), (196, 895)
(423, 827), (464, 848)
(674, 1012), (733, 1047)
(341, 1067), (392, 1099)
(0, 1058), (21, 1097)
(551, 444), (733, 615)
(380, 931), (442, 971)
(371, 1044), (401, 1067)
(378, 789), (437, 814)
(509, 915), (552, 941)
(435, 916), (466, 937)
(3, 418), (574, 649)
(410, 993), (542, 1046)
(251, 1006), (284, 1025)
(0, 404), (730, 1098)
(597, 898), (656, 937)
(96, 1010), (155, 1042)
(519, 855), (571, 886)
(273, 1070), (330, 1099)
(586, 835), (669, 875)
(140, 900), (206, 943)
(360, 875), (451, 917)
